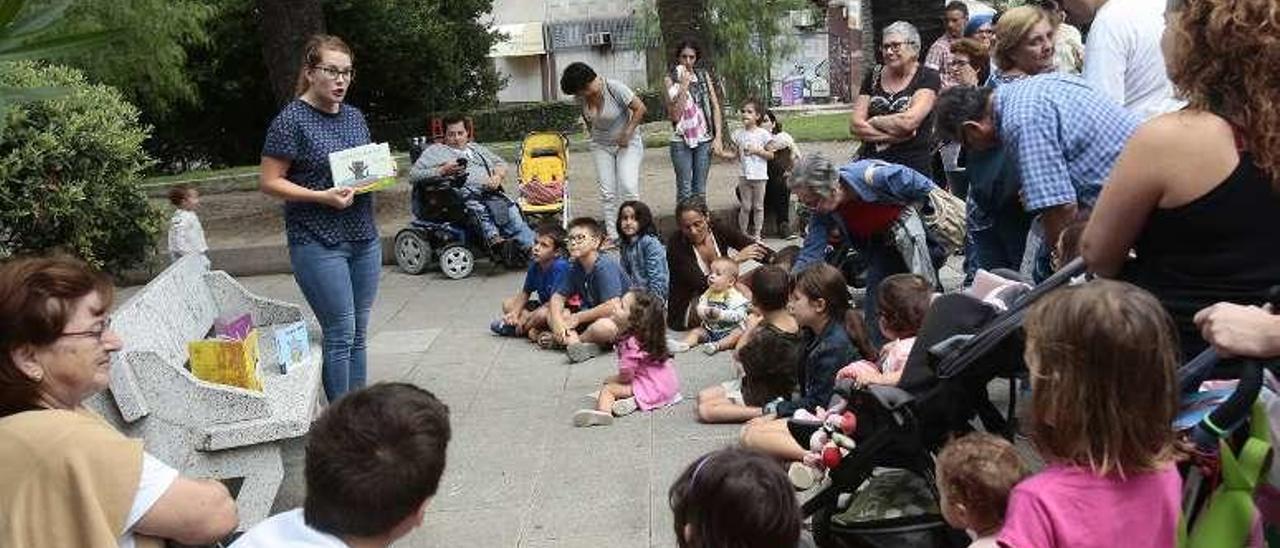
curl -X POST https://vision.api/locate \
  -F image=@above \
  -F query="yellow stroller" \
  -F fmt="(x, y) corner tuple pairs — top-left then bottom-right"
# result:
(516, 132), (569, 227)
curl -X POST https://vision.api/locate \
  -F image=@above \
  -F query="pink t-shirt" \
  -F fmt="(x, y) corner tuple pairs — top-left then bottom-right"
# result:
(998, 463), (1181, 548)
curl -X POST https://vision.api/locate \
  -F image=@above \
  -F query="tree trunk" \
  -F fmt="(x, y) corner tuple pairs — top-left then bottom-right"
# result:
(256, 0), (325, 107)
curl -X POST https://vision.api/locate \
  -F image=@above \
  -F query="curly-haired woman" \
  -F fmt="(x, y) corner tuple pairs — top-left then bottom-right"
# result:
(1082, 0), (1280, 362)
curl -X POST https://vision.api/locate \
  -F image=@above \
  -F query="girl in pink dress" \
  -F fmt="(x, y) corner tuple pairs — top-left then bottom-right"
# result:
(574, 289), (682, 427)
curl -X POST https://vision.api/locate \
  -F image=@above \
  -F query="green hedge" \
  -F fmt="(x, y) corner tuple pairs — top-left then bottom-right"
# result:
(370, 90), (669, 147)
(0, 61), (161, 274)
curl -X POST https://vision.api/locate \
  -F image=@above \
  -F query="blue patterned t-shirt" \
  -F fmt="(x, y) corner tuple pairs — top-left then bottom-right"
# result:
(261, 99), (378, 246)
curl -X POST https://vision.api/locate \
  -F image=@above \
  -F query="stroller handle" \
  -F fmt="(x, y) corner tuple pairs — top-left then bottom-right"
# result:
(1190, 359), (1268, 452)
(1187, 284), (1280, 451)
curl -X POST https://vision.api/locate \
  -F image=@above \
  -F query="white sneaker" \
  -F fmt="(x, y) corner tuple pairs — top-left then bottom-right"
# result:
(668, 338), (691, 353)
(788, 462), (824, 490)
(583, 390), (601, 403)
(611, 397), (639, 417)
(700, 342), (719, 355)
(572, 409), (614, 427)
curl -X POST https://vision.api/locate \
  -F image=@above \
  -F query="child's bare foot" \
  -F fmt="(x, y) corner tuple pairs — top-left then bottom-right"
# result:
(667, 338), (691, 353)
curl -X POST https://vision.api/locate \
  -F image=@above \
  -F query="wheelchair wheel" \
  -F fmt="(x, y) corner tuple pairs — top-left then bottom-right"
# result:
(394, 229), (432, 275)
(439, 244), (474, 279)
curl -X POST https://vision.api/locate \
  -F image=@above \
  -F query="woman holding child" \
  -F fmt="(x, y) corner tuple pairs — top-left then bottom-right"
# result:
(258, 34), (379, 402)
(666, 197), (771, 330)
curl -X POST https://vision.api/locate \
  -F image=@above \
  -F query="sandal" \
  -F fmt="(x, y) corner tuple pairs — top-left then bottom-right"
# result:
(535, 331), (558, 350)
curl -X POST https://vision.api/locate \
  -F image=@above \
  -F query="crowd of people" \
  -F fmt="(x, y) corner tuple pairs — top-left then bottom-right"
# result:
(4, 0), (1280, 542)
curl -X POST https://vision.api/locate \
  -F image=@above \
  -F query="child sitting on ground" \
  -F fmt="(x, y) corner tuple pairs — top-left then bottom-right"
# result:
(936, 432), (1029, 547)
(669, 447), (808, 548)
(670, 257), (750, 355)
(695, 265), (803, 423)
(836, 273), (932, 388)
(167, 184), (208, 261)
(1000, 281), (1182, 548)
(573, 289), (682, 427)
(739, 264), (860, 462)
(492, 223), (570, 339)
(617, 200), (670, 300)
(548, 217), (630, 363)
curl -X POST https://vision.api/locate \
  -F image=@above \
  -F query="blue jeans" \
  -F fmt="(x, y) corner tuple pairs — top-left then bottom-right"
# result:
(861, 240), (908, 348)
(671, 139), (712, 203)
(289, 237), (381, 402)
(972, 215), (1032, 276)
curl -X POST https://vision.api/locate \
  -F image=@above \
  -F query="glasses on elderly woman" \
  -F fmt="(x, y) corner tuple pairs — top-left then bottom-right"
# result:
(881, 41), (910, 52)
(61, 317), (113, 343)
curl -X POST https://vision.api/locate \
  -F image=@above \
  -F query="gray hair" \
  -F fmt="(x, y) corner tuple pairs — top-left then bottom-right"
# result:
(788, 153), (841, 198)
(883, 21), (921, 55)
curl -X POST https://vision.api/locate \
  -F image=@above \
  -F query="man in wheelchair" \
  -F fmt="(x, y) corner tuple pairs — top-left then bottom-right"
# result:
(409, 114), (536, 256)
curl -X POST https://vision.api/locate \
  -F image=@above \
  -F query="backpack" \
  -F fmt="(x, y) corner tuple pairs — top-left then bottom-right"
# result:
(921, 187), (967, 255)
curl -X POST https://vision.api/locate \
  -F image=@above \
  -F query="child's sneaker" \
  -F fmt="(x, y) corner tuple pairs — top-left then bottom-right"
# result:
(700, 342), (719, 355)
(668, 338), (691, 353)
(566, 342), (604, 363)
(788, 461), (825, 490)
(611, 397), (639, 417)
(489, 319), (516, 337)
(572, 409), (614, 427)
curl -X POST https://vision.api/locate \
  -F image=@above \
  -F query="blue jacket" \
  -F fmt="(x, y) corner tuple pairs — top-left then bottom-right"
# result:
(619, 233), (670, 300)
(775, 318), (859, 417)
(794, 159), (936, 270)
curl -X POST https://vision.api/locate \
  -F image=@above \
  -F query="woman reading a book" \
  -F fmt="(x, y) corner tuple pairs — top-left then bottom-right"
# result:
(259, 34), (380, 401)
(0, 254), (239, 548)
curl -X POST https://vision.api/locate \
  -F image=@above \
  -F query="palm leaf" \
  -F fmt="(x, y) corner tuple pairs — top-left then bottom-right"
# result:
(4, 0), (76, 42)
(0, 28), (113, 62)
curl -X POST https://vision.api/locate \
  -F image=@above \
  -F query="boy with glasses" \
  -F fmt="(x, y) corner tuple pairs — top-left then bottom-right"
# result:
(547, 217), (631, 362)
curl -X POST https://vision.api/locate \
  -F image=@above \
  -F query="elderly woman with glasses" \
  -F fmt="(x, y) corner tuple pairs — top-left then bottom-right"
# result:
(849, 20), (943, 179)
(0, 255), (238, 548)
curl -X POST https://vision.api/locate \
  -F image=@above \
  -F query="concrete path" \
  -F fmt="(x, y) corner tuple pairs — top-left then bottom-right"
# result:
(227, 259), (752, 547)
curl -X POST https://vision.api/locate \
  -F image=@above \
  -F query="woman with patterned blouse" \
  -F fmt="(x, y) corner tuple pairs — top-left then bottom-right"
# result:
(259, 35), (379, 402)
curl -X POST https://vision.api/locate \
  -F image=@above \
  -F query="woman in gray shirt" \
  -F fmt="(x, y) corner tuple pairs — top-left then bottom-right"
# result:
(560, 62), (647, 243)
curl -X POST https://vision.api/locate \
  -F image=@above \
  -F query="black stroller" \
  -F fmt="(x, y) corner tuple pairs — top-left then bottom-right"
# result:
(802, 259), (1273, 547)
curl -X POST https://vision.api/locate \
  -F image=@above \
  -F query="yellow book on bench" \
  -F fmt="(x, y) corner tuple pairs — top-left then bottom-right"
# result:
(188, 329), (263, 392)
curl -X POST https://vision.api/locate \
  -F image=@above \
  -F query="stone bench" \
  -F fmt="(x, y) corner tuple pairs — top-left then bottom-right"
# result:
(87, 254), (323, 530)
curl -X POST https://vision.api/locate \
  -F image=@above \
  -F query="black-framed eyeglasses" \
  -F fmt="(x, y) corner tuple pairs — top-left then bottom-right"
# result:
(881, 41), (910, 52)
(566, 233), (593, 244)
(61, 317), (112, 342)
(313, 65), (355, 80)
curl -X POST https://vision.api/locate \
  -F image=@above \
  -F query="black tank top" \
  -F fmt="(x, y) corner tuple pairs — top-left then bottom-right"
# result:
(1123, 152), (1280, 360)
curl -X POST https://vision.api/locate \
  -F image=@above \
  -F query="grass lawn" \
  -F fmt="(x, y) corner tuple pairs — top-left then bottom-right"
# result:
(781, 111), (851, 142)
(142, 112), (854, 191)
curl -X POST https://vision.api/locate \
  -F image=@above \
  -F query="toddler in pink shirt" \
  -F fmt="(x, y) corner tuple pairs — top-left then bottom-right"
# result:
(1000, 281), (1183, 548)
(574, 289), (682, 427)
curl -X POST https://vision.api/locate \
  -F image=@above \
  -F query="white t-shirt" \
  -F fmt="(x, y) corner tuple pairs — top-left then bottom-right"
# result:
(1081, 0), (1186, 120)
(231, 508), (348, 548)
(732, 127), (772, 180)
(168, 208), (208, 259)
(118, 452), (180, 548)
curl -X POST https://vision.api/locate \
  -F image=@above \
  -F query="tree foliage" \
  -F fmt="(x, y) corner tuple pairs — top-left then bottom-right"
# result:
(40, 0), (215, 118)
(0, 61), (160, 273)
(706, 0), (807, 104)
(324, 0), (504, 134)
